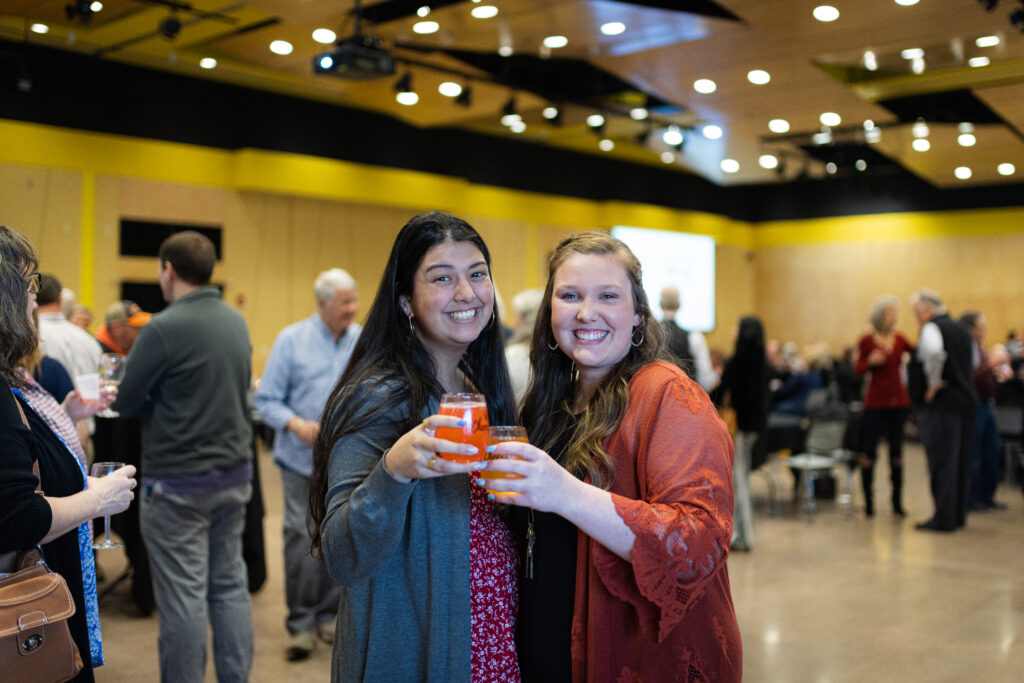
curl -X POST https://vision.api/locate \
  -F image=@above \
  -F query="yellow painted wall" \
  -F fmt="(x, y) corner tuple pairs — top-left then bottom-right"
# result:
(3, 118), (1020, 375)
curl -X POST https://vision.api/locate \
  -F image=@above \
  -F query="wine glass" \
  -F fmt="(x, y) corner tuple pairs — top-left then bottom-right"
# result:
(91, 461), (126, 550)
(96, 353), (125, 418)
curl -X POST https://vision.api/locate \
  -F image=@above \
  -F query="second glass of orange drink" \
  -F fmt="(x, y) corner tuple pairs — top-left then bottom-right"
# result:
(481, 426), (527, 496)
(436, 393), (489, 463)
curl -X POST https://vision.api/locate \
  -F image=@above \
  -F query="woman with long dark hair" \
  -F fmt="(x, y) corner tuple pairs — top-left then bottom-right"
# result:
(720, 315), (771, 552)
(0, 224), (135, 682)
(485, 232), (741, 681)
(309, 211), (518, 682)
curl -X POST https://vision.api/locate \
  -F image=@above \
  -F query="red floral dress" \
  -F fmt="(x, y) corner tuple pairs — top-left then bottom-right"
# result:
(468, 477), (520, 681)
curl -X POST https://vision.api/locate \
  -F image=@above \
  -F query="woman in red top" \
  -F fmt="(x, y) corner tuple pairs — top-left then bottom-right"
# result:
(855, 295), (914, 517)
(486, 232), (741, 682)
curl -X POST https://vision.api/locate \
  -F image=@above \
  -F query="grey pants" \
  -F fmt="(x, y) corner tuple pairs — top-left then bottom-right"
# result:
(141, 481), (254, 683)
(732, 430), (755, 548)
(280, 467), (340, 635)
(917, 407), (974, 530)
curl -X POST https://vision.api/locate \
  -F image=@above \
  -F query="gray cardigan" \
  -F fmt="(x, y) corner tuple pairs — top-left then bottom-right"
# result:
(115, 286), (253, 477)
(322, 379), (472, 682)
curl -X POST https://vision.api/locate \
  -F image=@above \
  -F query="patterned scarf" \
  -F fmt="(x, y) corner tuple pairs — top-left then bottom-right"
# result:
(11, 386), (104, 668)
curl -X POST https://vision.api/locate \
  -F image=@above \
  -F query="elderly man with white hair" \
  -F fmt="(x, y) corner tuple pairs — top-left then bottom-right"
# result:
(254, 268), (361, 661)
(909, 287), (976, 533)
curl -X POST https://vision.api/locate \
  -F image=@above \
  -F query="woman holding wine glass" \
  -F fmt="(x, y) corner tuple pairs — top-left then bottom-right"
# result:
(484, 232), (742, 681)
(0, 224), (136, 682)
(310, 211), (518, 682)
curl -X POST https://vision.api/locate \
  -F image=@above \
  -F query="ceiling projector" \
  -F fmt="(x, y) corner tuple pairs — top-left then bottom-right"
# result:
(313, 34), (396, 81)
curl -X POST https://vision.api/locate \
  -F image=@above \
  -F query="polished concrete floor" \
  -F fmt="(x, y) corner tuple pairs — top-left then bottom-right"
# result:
(95, 441), (1024, 682)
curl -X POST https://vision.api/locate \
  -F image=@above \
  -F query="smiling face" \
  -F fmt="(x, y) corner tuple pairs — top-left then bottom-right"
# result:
(550, 252), (641, 390)
(399, 239), (494, 362)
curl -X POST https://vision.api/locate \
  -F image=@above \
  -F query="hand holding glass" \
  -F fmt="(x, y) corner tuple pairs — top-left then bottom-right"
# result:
(482, 426), (527, 495)
(436, 393), (488, 462)
(91, 461), (126, 550)
(96, 353), (125, 418)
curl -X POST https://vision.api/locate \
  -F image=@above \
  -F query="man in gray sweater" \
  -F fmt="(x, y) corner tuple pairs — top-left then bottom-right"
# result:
(115, 231), (254, 683)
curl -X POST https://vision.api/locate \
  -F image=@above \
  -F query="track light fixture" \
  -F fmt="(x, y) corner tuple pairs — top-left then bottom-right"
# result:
(502, 95), (517, 117)
(1012, 4), (1024, 31)
(64, 0), (93, 23)
(455, 85), (472, 107)
(394, 72), (413, 93)
(159, 14), (182, 40)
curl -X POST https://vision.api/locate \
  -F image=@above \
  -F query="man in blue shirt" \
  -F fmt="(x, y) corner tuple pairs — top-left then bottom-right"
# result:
(254, 268), (361, 661)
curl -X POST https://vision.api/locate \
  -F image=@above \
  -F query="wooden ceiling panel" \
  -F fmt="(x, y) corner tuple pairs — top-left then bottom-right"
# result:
(975, 82), (1024, 134)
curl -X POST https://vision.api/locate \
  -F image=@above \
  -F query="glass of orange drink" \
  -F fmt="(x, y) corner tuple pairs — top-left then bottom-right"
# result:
(481, 426), (527, 496)
(436, 393), (489, 463)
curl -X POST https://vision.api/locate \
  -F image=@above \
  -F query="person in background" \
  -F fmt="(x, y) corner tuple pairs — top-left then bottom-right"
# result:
(658, 285), (719, 392)
(505, 288), (544, 403)
(854, 295), (913, 517)
(114, 231), (255, 682)
(909, 288), (976, 532)
(94, 301), (150, 355)
(959, 311), (1007, 512)
(69, 304), (93, 331)
(309, 211), (519, 682)
(36, 274), (102, 382)
(489, 232), (741, 681)
(0, 224), (135, 683)
(61, 286), (76, 318)
(254, 268), (361, 661)
(720, 315), (771, 552)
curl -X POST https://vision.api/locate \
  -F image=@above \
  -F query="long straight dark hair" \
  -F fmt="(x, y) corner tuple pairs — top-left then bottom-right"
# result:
(0, 225), (39, 388)
(309, 211), (515, 556)
(519, 232), (663, 489)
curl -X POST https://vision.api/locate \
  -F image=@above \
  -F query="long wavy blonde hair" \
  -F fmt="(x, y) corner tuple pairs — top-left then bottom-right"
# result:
(519, 232), (663, 489)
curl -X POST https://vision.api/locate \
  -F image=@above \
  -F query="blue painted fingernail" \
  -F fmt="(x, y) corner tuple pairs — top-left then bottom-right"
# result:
(457, 419), (467, 427)
(476, 478), (485, 486)
(487, 493), (495, 501)
(485, 445), (496, 453)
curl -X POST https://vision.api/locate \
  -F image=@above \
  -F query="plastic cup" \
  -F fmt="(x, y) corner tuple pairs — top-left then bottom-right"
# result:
(75, 373), (100, 401)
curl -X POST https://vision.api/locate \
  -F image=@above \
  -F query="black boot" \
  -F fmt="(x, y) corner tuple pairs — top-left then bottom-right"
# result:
(891, 463), (905, 516)
(861, 463), (874, 517)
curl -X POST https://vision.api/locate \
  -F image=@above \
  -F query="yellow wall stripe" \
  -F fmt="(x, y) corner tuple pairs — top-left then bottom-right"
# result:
(80, 171), (95, 308)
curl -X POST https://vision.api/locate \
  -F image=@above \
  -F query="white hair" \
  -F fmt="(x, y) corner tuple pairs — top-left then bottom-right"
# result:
(314, 268), (357, 303)
(61, 287), (75, 318)
(910, 287), (945, 314)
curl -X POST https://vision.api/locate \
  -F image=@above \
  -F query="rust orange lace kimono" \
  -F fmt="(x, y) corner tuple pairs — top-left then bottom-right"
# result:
(571, 361), (742, 682)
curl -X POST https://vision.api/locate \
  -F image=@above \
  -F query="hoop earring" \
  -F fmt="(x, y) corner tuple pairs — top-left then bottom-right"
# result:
(408, 315), (415, 334)
(631, 327), (644, 347)
(547, 338), (559, 351)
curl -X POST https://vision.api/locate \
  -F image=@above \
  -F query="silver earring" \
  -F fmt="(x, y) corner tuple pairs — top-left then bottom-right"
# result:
(631, 327), (644, 347)
(408, 315), (415, 334)
(547, 338), (559, 351)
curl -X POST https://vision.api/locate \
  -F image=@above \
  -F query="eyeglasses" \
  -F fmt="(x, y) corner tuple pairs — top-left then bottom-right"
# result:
(25, 272), (40, 294)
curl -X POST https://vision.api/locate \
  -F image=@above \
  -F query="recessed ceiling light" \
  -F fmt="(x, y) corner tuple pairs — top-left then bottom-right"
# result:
(599, 139), (615, 151)
(759, 154), (779, 169)
(820, 112), (841, 127)
(601, 22), (626, 36)
(863, 120), (875, 130)
(90, 1), (103, 11)
(510, 121), (527, 134)
(975, 35), (1000, 48)
(703, 124), (723, 140)
(863, 51), (878, 71)
(542, 106), (559, 119)
(312, 28), (336, 44)
(661, 151), (676, 164)
(958, 122), (974, 133)
(417, 5), (430, 17)
(812, 131), (832, 145)
(693, 78), (716, 94)
(396, 91), (419, 106)
(894, 0), (918, 6)
(270, 40), (293, 56)
(501, 114), (522, 127)
(30, 23), (49, 34)
(587, 114), (605, 127)
(630, 108), (648, 121)
(498, 45), (513, 57)
(911, 57), (925, 74)
(954, 166), (972, 180)
(912, 138), (930, 152)
(199, 57), (217, 70)
(813, 6), (840, 22)
(768, 118), (790, 133)
(997, 163), (1016, 176)
(958, 133), (976, 147)
(413, 21), (439, 34)
(855, 159), (868, 171)
(543, 35), (568, 49)
(720, 159), (740, 173)
(826, 162), (838, 174)
(865, 128), (882, 143)
(471, 5), (498, 19)
(969, 56), (990, 67)
(747, 69), (770, 85)
(912, 121), (929, 138)
(662, 126), (684, 146)
(901, 48), (924, 60)
(438, 82), (462, 97)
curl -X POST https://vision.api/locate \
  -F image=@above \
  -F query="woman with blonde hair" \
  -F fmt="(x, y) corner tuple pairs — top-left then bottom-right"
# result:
(486, 231), (741, 681)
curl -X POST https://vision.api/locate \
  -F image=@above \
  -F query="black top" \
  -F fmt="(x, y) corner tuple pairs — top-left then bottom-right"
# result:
(721, 356), (772, 432)
(514, 414), (581, 683)
(931, 313), (978, 412)
(660, 320), (695, 380)
(0, 379), (95, 682)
